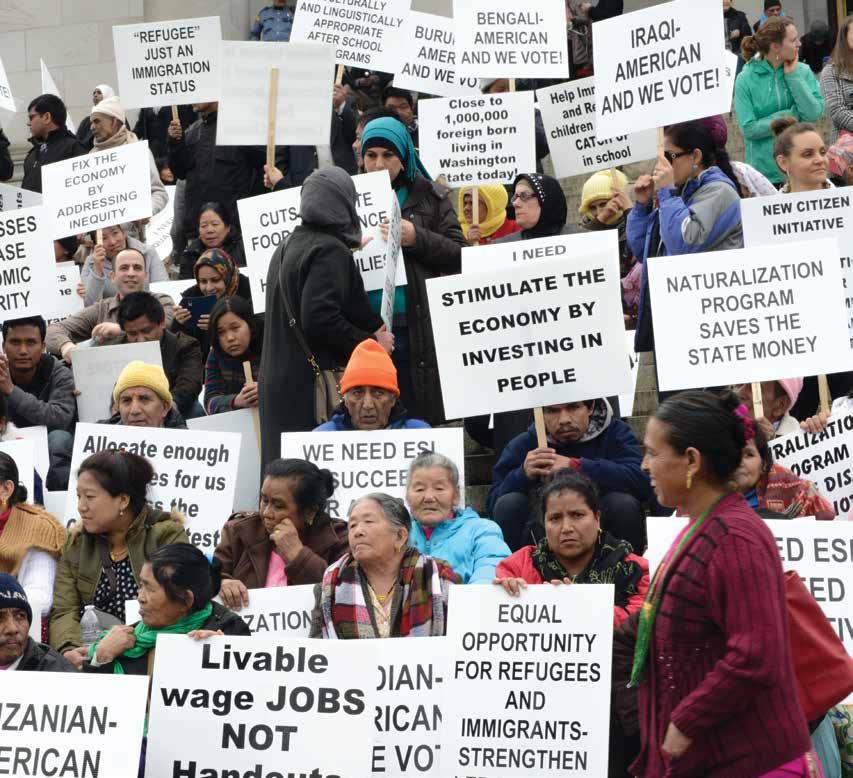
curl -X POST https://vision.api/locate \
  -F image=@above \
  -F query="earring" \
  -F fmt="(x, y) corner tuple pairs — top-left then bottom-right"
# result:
(597, 527), (602, 543)
(686, 471), (693, 491)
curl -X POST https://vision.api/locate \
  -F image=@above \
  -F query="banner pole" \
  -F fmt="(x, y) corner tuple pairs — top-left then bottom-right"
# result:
(470, 188), (480, 246)
(171, 105), (179, 123)
(751, 382), (764, 420)
(266, 68), (280, 173)
(818, 374), (831, 414)
(335, 64), (345, 86)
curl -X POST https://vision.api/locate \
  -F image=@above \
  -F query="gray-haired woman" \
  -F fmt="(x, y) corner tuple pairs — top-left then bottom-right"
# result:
(406, 452), (510, 584)
(309, 492), (460, 639)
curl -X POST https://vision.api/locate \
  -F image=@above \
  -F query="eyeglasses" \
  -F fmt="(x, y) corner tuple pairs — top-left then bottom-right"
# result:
(512, 191), (538, 203)
(27, 112), (41, 121)
(663, 150), (692, 163)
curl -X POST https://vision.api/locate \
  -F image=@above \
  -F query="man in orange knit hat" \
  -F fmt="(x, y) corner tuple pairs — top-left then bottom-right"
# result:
(314, 339), (429, 431)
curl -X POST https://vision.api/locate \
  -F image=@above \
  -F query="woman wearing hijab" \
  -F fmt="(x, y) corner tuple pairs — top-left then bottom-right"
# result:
(75, 84), (115, 150)
(457, 185), (520, 246)
(259, 168), (392, 467)
(360, 117), (467, 427)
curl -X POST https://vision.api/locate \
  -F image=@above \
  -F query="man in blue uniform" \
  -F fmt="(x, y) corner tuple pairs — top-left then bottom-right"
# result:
(249, 0), (294, 41)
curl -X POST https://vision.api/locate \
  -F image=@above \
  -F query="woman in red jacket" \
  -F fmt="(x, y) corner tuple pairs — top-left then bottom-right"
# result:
(493, 469), (649, 629)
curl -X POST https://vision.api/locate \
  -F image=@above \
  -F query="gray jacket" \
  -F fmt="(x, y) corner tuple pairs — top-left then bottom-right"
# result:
(820, 62), (853, 142)
(6, 354), (75, 431)
(80, 235), (168, 305)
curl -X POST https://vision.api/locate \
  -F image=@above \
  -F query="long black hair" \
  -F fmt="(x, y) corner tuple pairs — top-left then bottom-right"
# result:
(0, 452), (27, 508)
(208, 295), (263, 360)
(664, 121), (739, 195)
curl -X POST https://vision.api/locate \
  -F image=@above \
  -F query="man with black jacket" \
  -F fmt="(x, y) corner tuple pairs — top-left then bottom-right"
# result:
(21, 94), (86, 193)
(723, 0), (753, 56)
(133, 104), (196, 169)
(0, 127), (13, 181)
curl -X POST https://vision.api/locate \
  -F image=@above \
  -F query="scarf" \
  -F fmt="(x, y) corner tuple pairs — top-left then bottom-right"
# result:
(93, 126), (136, 152)
(512, 173), (568, 239)
(458, 185), (510, 239)
(194, 248), (239, 296)
(530, 531), (643, 607)
(320, 547), (455, 639)
(88, 603), (213, 674)
(0, 505), (65, 576)
(361, 117), (432, 208)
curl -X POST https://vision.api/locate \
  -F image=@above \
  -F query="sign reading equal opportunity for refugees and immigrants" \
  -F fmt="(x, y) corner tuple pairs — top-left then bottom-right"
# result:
(427, 245), (630, 419)
(647, 238), (853, 392)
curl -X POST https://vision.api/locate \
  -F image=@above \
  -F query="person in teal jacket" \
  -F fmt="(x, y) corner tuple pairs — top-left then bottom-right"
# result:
(406, 452), (509, 584)
(735, 16), (824, 185)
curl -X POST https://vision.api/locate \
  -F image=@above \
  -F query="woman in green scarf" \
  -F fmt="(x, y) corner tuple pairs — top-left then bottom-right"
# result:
(85, 543), (249, 674)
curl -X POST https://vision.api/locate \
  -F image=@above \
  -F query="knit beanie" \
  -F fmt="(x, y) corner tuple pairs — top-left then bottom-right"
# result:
(579, 169), (628, 220)
(92, 95), (125, 124)
(339, 339), (399, 396)
(765, 0), (781, 9)
(776, 378), (803, 410)
(113, 361), (173, 406)
(0, 573), (31, 624)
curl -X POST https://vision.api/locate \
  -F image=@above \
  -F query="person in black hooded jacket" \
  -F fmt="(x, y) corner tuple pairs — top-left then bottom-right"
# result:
(0, 128), (13, 182)
(21, 94), (86, 193)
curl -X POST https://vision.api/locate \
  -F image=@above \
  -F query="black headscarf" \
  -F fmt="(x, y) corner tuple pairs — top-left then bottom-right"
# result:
(299, 167), (362, 249)
(513, 173), (567, 239)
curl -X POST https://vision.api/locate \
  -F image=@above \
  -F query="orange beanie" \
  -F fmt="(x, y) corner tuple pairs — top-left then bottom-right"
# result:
(339, 339), (400, 396)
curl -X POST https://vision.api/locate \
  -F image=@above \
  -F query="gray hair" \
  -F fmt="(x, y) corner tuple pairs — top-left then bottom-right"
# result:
(349, 492), (411, 534)
(407, 451), (460, 492)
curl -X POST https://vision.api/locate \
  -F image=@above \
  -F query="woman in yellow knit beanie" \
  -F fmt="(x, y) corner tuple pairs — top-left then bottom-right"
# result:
(458, 185), (521, 245)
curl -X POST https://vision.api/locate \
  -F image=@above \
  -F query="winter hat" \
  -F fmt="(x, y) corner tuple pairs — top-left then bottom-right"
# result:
(776, 378), (803, 410)
(765, 0), (782, 9)
(92, 95), (125, 124)
(339, 339), (399, 396)
(579, 169), (628, 219)
(0, 573), (31, 624)
(113, 361), (172, 406)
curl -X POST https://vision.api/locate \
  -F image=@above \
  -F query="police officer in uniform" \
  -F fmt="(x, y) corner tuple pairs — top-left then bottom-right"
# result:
(249, 0), (294, 41)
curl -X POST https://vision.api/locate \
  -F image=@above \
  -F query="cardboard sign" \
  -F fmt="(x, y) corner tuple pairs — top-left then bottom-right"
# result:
(453, 0), (569, 79)
(593, 0), (732, 139)
(428, 252), (630, 419)
(290, 0), (411, 73)
(537, 77), (658, 179)
(145, 635), (376, 778)
(44, 261), (83, 325)
(40, 59), (75, 133)
(149, 279), (188, 305)
(281, 428), (465, 521)
(14, 425), (49, 485)
(0, 439), (35, 504)
(441, 585), (613, 777)
(0, 183), (41, 212)
(146, 184), (175, 262)
(381, 197), (402, 331)
(113, 17), (222, 108)
(41, 141), (154, 239)
(418, 92), (536, 187)
(0, 56), (15, 113)
(647, 238), (853, 391)
(394, 11), (481, 97)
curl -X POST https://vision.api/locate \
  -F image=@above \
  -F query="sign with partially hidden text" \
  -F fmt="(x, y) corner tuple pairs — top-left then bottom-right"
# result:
(0, 56), (15, 113)
(44, 261), (83, 325)
(0, 183), (41, 212)
(381, 197), (402, 331)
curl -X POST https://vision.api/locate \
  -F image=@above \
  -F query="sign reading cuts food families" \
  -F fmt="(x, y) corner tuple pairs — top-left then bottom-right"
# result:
(647, 238), (853, 392)
(441, 585), (613, 777)
(418, 92), (536, 187)
(593, 0), (732, 139)
(145, 635), (376, 778)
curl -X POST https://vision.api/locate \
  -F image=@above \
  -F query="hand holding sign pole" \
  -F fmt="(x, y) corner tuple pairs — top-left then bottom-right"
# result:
(819, 374), (832, 413)
(752, 383), (764, 420)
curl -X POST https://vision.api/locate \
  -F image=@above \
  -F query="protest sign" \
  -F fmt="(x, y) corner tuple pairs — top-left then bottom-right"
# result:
(0, 56), (14, 113)
(593, 0), (732, 139)
(428, 251), (630, 419)
(146, 634), (376, 778)
(64, 423), (241, 553)
(442, 584), (612, 777)
(381, 198), (402, 330)
(40, 59), (75, 133)
(281, 428), (465, 521)
(70, 340), (162, 423)
(290, 0), (410, 73)
(453, 0), (569, 79)
(0, 206), (62, 318)
(44, 261), (83, 325)
(41, 141), (154, 239)
(0, 672), (147, 778)
(618, 331), (639, 418)
(15, 425), (49, 485)
(146, 184), (175, 262)
(0, 439), (35, 503)
(113, 17), (221, 108)
(536, 77), (658, 179)
(0, 183), (41, 212)
(149, 279), (187, 306)
(394, 11), (480, 97)
(217, 41), (333, 147)
(647, 238), (853, 392)
(419, 92), (536, 187)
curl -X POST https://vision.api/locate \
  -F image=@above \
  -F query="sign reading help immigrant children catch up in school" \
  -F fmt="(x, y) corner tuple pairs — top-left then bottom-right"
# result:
(593, 0), (732, 139)
(418, 92), (536, 187)
(647, 238), (853, 392)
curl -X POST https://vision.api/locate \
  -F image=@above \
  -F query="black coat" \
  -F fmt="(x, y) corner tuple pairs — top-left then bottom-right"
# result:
(0, 128), (13, 181)
(133, 105), (196, 166)
(18, 638), (78, 672)
(180, 233), (246, 279)
(724, 8), (753, 53)
(22, 127), (87, 193)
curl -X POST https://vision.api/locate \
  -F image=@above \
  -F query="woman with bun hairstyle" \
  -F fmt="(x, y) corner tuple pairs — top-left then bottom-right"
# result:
(735, 16), (824, 185)
(214, 459), (349, 610)
(632, 390), (814, 777)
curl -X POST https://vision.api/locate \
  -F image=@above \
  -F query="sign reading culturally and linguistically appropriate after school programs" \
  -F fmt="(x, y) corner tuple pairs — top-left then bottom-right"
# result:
(112, 17), (222, 108)
(428, 249), (630, 420)
(145, 635), (377, 778)
(593, 0), (732, 140)
(418, 92), (536, 187)
(647, 238), (853, 392)
(441, 585), (613, 777)
(453, 0), (569, 79)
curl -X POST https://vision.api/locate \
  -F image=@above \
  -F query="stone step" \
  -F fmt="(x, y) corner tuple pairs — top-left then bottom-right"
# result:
(465, 452), (495, 486)
(465, 484), (490, 517)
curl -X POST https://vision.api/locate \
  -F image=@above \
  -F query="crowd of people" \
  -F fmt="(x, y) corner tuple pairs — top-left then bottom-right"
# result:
(1, 1), (853, 776)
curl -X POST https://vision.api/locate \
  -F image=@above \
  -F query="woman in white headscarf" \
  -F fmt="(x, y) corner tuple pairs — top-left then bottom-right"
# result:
(75, 84), (116, 150)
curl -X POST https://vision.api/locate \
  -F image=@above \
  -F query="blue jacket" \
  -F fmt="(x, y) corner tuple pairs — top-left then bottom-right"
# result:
(249, 6), (294, 41)
(408, 507), (510, 584)
(314, 404), (430, 432)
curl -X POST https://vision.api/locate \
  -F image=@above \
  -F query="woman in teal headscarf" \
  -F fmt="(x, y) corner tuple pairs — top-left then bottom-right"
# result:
(360, 116), (466, 426)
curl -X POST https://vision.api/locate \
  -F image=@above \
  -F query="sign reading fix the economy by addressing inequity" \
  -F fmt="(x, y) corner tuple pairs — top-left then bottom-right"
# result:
(418, 92), (536, 187)
(647, 238), (853, 392)
(428, 248), (630, 420)
(113, 17), (221, 108)
(441, 585), (612, 777)
(593, 0), (731, 139)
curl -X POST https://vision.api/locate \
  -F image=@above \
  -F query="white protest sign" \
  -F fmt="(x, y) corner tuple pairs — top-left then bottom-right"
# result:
(281, 428), (465, 521)
(0, 672), (148, 778)
(43, 490), (67, 520)
(0, 439), (35, 503)
(0, 207), (62, 318)
(15, 425), (49, 485)
(442, 584), (612, 777)
(419, 92), (536, 187)
(40, 60), (75, 133)
(0, 56), (15, 113)
(453, 0), (569, 79)
(65, 423), (241, 554)
(146, 184), (175, 262)
(381, 197), (402, 331)
(217, 41), (333, 147)
(149, 279), (188, 305)
(41, 141), (154, 239)
(70, 340), (163, 423)
(648, 238), (853, 391)
(428, 252), (630, 419)
(146, 635), (376, 778)
(290, 0), (411, 73)
(618, 330), (639, 418)
(395, 11), (480, 97)
(0, 183), (41, 212)
(353, 172), (407, 295)
(593, 0), (731, 140)
(113, 17), (221, 108)
(537, 77), (658, 179)
(44, 261), (83, 325)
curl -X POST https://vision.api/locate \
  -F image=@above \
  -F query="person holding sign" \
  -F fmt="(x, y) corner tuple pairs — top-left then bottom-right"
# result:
(736, 378), (804, 438)
(103, 361), (186, 429)
(457, 185), (520, 246)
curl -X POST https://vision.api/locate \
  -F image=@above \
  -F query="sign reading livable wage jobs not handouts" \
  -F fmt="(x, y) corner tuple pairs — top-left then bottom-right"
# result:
(648, 239), (853, 392)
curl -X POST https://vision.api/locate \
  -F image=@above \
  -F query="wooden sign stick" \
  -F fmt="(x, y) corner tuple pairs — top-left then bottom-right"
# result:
(818, 374), (832, 414)
(751, 382), (764, 420)
(335, 64), (345, 86)
(96, 229), (103, 246)
(469, 188), (480, 245)
(266, 68), (280, 173)
(171, 105), (179, 122)
(533, 406), (548, 448)
(243, 361), (261, 453)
